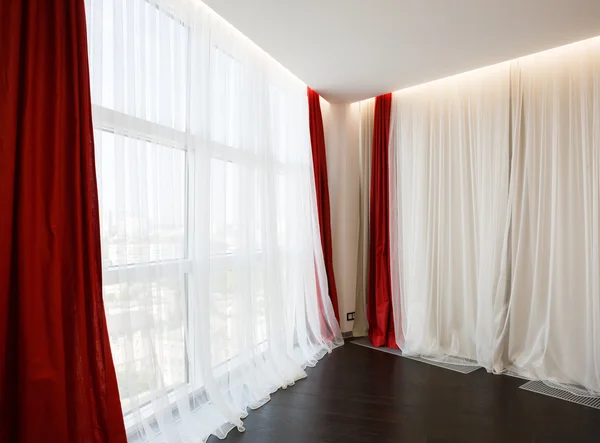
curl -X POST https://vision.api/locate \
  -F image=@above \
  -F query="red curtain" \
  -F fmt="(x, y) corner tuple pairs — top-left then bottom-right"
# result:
(307, 87), (340, 322)
(0, 1), (127, 442)
(367, 93), (397, 348)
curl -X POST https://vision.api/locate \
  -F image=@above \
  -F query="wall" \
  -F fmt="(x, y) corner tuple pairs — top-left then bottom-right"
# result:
(320, 100), (360, 333)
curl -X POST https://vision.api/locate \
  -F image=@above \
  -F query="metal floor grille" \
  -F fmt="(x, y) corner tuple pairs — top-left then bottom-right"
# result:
(519, 380), (600, 410)
(351, 338), (481, 374)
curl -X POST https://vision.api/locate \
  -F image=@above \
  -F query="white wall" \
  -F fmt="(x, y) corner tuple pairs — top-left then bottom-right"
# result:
(320, 100), (360, 333)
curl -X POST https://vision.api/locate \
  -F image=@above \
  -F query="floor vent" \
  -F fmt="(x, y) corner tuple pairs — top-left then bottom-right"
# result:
(519, 380), (600, 410)
(350, 338), (481, 375)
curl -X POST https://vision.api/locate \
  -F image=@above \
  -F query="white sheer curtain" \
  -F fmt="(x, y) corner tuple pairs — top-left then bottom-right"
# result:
(85, 0), (342, 441)
(495, 40), (600, 393)
(389, 66), (510, 367)
(388, 36), (600, 394)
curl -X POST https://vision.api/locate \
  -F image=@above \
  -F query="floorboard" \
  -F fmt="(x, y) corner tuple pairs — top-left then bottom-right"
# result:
(208, 339), (600, 443)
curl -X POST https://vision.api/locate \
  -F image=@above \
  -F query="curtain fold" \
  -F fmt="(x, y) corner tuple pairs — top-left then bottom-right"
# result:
(353, 98), (375, 337)
(494, 41), (600, 393)
(85, 0), (342, 441)
(0, 0), (127, 442)
(368, 93), (397, 348)
(308, 87), (340, 322)
(386, 36), (600, 395)
(389, 66), (510, 364)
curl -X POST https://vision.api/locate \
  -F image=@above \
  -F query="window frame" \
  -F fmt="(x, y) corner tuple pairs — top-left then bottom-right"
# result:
(91, 0), (305, 434)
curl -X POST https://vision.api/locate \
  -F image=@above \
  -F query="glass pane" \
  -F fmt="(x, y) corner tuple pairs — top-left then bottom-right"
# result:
(251, 261), (267, 345)
(254, 171), (263, 250)
(276, 173), (288, 248)
(104, 277), (187, 413)
(88, 0), (188, 130)
(210, 159), (240, 255)
(209, 263), (235, 366)
(95, 130), (186, 266)
(269, 85), (307, 164)
(209, 259), (266, 367)
(208, 48), (264, 152)
(210, 48), (241, 147)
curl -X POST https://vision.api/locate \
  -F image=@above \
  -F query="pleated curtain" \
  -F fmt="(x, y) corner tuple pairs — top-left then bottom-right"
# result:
(368, 93), (397, 348)
(307, 87), (340, 323)
(387, 37), (600, 394)
(389, 65), (510, 364)
(84, 0), (342, 440)
(495, 42), (600, 393)
(0, 0), (127, 441)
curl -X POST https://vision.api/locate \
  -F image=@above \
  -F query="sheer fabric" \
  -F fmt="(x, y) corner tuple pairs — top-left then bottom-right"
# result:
(85, 0), (342, 441)
(389, 37), (600, 394)
(496, 41), (600, 393)
(308, 88), (340, 323)
(389, 66), (510, 366)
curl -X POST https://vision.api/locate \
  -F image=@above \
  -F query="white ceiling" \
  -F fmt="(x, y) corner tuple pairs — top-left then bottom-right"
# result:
(203, 0), (600, 103)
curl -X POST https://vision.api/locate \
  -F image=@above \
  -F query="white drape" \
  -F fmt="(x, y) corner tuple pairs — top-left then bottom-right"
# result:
(389, 37), (600, 393)
(389, 66), (510, 367)
(496, 41), (600, 393)
(85, 0), (342, 441)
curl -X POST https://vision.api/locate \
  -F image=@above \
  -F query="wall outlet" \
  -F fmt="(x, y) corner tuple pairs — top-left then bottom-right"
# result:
(346, 312), (355, 321)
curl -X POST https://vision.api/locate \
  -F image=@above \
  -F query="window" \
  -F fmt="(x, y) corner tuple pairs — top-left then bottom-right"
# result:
(90, 0), (273, 410)
(94, 127), (190, 413)
(89, 0), (191, 416)
(96, 131), (186, 267)
(86, 2), (334, 438)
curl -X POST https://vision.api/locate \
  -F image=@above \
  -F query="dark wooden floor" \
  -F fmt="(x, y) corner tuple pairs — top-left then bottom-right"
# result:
(208, 339), (600, 443)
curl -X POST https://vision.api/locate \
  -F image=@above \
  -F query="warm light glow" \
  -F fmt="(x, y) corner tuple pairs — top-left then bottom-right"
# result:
(354, 96), (376, 108)
(319, 96), (332, 110)
(184, 0), (307, 88)
(384, 35), (600, 99)
(515, 34), (600, 62)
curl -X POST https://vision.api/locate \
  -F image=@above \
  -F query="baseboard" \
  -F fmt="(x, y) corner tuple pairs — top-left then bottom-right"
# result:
(342, 331), (354, 339)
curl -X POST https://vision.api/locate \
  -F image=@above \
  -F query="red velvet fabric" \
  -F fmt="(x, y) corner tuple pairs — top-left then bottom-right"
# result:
(367, 93), (397, 348)
(0, 1), (127, 441)
(307, 87), (340, 322)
